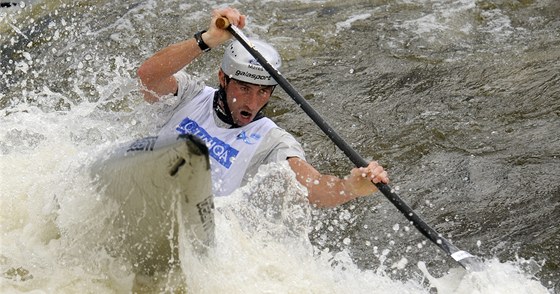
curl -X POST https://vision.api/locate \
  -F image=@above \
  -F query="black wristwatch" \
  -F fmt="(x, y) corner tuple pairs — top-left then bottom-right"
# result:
(194, 30), (210, 52)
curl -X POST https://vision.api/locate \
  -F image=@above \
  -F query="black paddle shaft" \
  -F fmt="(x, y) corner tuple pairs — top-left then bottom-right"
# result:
(219, 20), (484, 271)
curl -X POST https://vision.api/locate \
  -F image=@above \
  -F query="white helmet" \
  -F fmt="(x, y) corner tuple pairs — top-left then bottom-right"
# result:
(221, 39), (282, 86)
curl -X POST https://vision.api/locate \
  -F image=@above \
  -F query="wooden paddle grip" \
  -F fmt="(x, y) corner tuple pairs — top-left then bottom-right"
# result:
(216, 17), (230, 29)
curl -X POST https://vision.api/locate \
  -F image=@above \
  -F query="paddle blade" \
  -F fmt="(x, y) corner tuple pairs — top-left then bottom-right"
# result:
(452, 250), (487, 272)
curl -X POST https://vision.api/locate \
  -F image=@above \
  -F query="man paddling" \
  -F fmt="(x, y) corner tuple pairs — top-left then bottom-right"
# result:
(137, 7), (389, 207)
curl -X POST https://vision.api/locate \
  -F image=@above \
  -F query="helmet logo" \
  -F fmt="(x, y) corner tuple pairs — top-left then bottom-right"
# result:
(234, 70), (271, 81)
(248, 59), (261, 66)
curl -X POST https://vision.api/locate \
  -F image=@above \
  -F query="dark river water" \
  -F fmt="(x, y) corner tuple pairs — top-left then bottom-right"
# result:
(1, 0), (558, 292)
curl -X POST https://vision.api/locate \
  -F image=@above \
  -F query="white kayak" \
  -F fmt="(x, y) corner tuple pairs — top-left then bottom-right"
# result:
(90, 134), (214, 274)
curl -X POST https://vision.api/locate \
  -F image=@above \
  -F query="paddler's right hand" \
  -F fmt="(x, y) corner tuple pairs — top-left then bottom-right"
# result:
(202, 7), (246, 49)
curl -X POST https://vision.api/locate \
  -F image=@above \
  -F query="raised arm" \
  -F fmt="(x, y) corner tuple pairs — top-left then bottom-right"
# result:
(288, 157), (389, 208)
(137, 7), (246, 103)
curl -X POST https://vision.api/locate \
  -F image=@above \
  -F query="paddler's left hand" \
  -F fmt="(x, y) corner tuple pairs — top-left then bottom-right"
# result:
(345, 161), (389, 197)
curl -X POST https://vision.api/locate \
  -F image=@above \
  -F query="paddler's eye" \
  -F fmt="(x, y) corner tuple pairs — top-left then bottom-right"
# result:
(258, 88), (268, 96)
(240, 85), (250, 93)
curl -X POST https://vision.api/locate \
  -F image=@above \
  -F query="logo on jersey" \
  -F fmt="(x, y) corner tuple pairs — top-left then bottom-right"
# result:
(236, 131), (262, 145)
(127, 136), (157, 152)
(176, 118), (238, 168)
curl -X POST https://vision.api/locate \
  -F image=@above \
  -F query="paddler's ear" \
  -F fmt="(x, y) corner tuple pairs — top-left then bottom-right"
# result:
(218, 69), (227, 88)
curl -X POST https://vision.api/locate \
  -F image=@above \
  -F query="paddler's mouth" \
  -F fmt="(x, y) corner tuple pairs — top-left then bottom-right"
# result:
(240, 110), (252, 119)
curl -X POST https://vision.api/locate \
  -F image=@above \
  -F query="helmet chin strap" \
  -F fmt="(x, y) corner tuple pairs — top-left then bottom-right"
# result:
(213, 86), (239, 128)
(213, 79), (271, 128)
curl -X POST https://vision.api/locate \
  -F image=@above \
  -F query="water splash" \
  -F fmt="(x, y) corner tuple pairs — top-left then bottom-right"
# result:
(419, 258), (549, 294)
(1, 0), (557, 292)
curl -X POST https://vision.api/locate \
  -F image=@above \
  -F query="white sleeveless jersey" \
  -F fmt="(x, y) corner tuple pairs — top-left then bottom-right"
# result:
(158, 86), (277, 196)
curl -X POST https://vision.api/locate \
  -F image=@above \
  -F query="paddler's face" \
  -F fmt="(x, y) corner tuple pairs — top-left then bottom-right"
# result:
(219, 71), (274, 126)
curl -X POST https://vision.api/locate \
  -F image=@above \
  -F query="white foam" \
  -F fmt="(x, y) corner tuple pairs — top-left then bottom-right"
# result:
(419, 258), (549, 294)
(1, 92), (551, 293)
(335, 13), (372, 34)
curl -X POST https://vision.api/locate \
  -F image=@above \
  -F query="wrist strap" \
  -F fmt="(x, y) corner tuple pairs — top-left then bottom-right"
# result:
(194, 30), (210, 52)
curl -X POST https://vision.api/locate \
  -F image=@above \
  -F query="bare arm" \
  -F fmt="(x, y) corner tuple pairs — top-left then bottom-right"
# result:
(288, 157), (389, 208)
(137, 39), (201, 102)
(137, 8), (246, 103)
